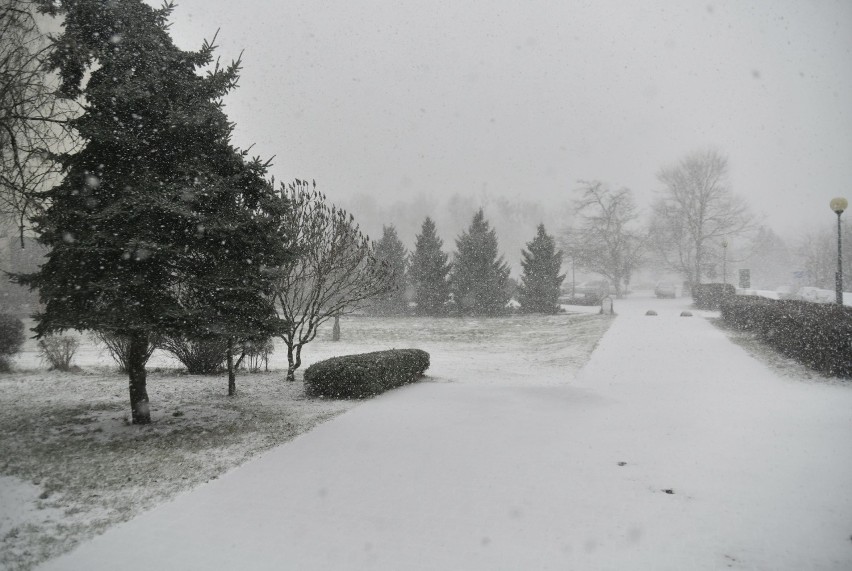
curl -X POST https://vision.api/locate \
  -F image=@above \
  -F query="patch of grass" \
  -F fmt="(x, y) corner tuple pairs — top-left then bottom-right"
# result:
(0, 371), (355, 570)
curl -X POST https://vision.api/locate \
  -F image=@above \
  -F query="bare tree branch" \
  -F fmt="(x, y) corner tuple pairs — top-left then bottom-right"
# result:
(649, 149), (754, 286)
(563, 181), (644, 298)
(0, 0), (79, 242)
(272, 180), (393, 381)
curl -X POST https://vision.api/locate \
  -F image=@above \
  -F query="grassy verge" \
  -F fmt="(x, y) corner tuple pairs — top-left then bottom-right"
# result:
(0, 369), (356, 570)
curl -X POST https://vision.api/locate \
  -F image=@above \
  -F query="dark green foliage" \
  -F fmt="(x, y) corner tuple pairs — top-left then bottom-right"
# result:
(23, 0), (290, 339)
(409, 217), (451, 316)
(692, 283), (735, 310)
(369, 225), (408, 315)
(451, 209), (510, 316)
(19, 1), (292, 420)
(304, 349), (430, 398)
(0, 314), (24, 370)
(518, 224), (564, 314)
(721, 296), (852, 378)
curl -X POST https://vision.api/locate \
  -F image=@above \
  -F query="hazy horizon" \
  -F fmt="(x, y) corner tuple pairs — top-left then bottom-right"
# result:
(149, 0), (852, 245)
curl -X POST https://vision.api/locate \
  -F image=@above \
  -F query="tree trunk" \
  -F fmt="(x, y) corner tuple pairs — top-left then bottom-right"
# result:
(285, 342), (303, 382)
(286, 343), (296, 382)
(127, 330), (151, 425)
(332, 314), (340, 341)
(694, 244), (703, 285)
(226, 337), (236, 396)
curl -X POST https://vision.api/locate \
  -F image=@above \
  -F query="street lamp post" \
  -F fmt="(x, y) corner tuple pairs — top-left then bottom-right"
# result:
(830, 197), (848, 305)
(721, 239), (728, 284)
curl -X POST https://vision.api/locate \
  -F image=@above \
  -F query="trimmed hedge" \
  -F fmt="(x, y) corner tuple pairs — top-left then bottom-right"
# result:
(692, 283), (735, 310)
(721, 295), (852, 377)
(304, 349), (430, 399)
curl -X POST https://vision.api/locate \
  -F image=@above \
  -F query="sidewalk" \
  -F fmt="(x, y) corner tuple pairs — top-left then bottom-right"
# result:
(41, 296), (852, 570)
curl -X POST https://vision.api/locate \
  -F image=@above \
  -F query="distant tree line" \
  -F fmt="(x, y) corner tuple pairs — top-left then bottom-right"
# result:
(365, 209), (565, 317)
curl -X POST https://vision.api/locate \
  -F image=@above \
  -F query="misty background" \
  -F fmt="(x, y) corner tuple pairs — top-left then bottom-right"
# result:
(19, 0), (851, 280)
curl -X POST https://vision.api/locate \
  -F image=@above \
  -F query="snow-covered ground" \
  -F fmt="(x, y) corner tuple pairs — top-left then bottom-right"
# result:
(0, 311), (611, 570)
(30, 294), (852, 571)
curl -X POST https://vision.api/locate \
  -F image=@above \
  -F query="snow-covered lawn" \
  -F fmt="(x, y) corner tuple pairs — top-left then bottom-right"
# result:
(31, 295), (852, 571)
(0, 311), (612, 570)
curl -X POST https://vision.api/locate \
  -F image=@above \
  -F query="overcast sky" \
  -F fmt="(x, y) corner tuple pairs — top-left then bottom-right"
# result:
(156, 0), (852, 239)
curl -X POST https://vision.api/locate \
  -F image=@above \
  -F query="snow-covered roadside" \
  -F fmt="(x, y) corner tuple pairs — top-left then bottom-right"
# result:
(1, 312), (611, 570)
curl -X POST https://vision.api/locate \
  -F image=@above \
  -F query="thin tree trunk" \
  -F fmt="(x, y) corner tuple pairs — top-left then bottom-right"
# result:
(226, 337), (236, 396)
(286, 342), (296, 382)
(127, 330), (151, 425)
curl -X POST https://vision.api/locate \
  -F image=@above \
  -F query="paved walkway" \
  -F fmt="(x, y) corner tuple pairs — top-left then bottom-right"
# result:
(41, 296), (852, 570)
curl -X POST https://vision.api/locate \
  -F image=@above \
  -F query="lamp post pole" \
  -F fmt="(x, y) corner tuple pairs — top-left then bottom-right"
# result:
(721, 239), (728, 285)
(830, 197), (848, 305)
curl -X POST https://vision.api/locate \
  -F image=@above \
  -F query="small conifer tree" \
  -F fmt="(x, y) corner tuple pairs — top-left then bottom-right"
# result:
(409, 217), (451, 316)
(369, 225), (408, 315)
(518, 224), (565, 313)
(451, 209), (510, 316)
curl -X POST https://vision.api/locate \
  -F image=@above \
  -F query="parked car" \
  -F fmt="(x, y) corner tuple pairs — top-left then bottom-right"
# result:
(573, 280), (611, 302)
(654, 282), (676, 298)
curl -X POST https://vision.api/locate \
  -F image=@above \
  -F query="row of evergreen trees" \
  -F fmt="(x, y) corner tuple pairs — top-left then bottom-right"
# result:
(371, 209), (565, 316)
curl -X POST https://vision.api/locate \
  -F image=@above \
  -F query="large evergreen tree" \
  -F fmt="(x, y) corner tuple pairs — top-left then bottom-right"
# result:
(518, 224), (564, 313)
(369, 225), (408, 315)
(21, 0), (291, 422)
(409, 216), (450, 316)
(451, 209), (510, 316)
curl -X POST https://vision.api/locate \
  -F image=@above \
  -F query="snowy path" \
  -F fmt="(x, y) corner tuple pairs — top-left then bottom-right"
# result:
(40, 295), (852, 570)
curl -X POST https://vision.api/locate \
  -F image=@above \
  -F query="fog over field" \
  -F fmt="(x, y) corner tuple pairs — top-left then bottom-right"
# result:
(156, 0), (852, 246)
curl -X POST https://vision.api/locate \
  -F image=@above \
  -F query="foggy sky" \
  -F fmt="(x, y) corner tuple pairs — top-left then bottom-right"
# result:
(157, 0), (851, 243)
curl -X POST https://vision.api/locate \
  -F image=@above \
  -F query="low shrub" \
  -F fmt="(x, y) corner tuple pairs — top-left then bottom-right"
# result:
(721, 295), (852, 377)
(304, 349), (430, 398)
(38, 334), (80, 371)
(159, 336), (227, 374)
(90, 331), (157, 372)
(0, 314), (25, 371)
(238, 338), (274, 372)
(692, 283), (735, 310)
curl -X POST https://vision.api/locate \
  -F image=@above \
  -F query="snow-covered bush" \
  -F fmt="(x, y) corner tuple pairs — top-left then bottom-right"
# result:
(38, 334), (79, 371)
(159, 337), (227, 375)
(692, 283), (735, 310)
(0, 314), (25, 371)
(721, 296), (852, 377)
(720, 295), (777, 331)
(305, 349), (430, 398)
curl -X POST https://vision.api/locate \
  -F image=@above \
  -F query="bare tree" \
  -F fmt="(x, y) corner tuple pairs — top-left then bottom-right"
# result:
(564, 181), (644, 298)
(795, 221), (851, 290)
(650, 149), (753, 287)
(273, 180), (394, 382)
(0, 0), (77, 243)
